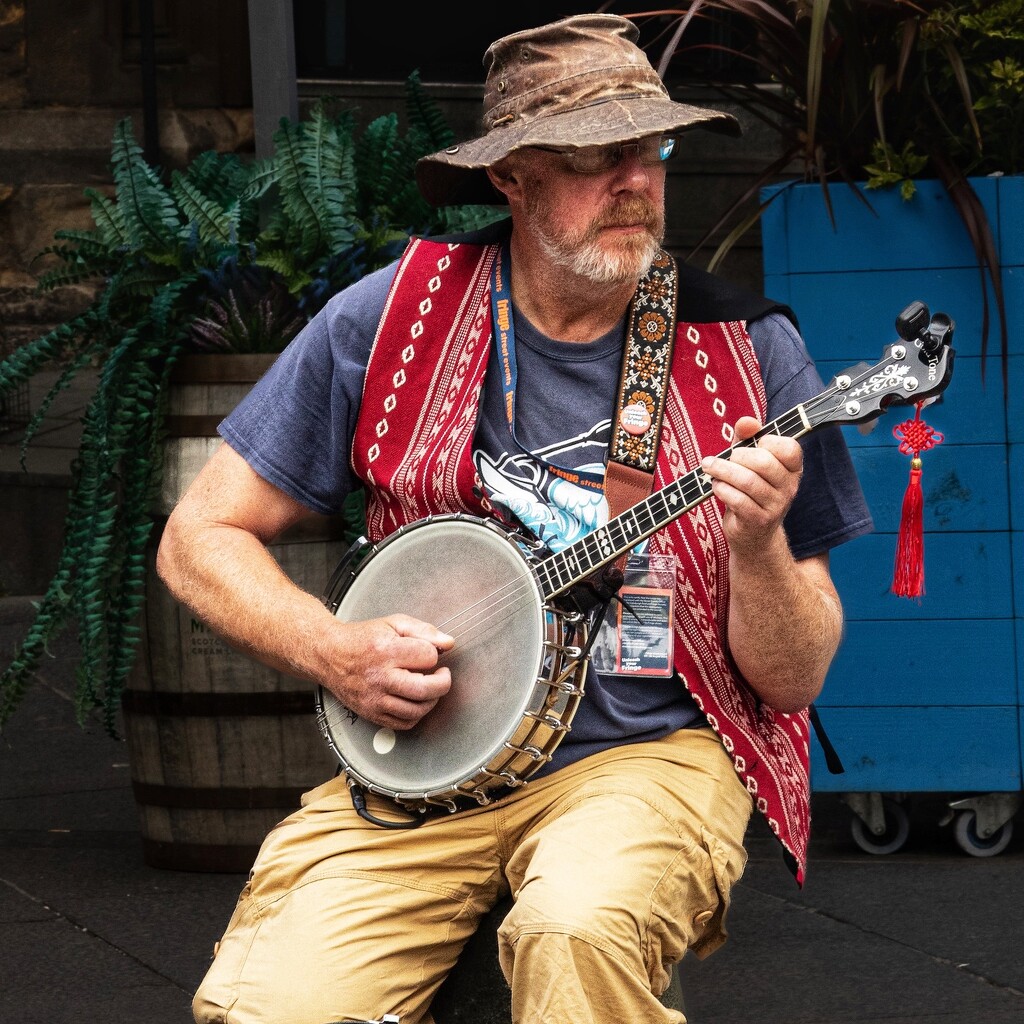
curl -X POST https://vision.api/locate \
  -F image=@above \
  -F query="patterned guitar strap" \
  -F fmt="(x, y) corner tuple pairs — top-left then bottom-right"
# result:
(566, 250), (676, 634)
(605, 249), (678, 532)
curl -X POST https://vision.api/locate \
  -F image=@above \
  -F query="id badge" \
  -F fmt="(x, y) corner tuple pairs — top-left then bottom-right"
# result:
(591, 553), (676, 677)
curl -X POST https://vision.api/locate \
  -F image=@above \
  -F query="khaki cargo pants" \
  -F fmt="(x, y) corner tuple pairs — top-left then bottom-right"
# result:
(193, 727), (753, 1024)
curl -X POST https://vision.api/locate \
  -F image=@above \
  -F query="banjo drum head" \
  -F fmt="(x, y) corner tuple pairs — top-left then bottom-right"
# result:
(319, 517), (547, 798)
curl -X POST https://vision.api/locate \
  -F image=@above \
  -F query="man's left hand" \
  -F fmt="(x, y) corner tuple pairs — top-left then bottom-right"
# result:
(700, 416), (803, 557)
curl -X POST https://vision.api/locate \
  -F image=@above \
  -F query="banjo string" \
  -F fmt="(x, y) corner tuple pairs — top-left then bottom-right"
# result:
(435, 566), (545, 643)
(434, 373), (861, 643)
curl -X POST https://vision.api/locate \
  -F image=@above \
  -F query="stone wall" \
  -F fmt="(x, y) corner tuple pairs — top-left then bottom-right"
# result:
(0, 0), (254, 351)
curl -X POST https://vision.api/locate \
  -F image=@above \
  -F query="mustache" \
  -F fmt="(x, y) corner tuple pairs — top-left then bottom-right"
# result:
(594, 197), (661, 232)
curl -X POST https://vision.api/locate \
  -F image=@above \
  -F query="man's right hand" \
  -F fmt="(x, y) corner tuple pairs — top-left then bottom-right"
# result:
(318, 614), (454, 730)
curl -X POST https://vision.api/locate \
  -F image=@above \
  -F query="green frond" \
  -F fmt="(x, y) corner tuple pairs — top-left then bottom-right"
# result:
(356, 114), (403, 213)
(178, 149), (224, 192)
(31, 243), (81, 263)
(0, 572), (75, 726)
(180, 149), (249, 207)
(171, 170), (237, 243)
(438, 204), (505, 234)
(84, 187), (129, 248)
(24, 401), (120, 724)
(70, 494), (117, 708)
(98, 401), (165, 728)
(146, 247), (197, 268)
(109, 119), (182, 251)
(114, 262), (179, 298)
(273, 107), (358, 259)
(301, 104), (356, 247)
(18, 350), (94, 461)
(385, 175), (434, 234)
(339, 489), (366, 545)
(254, 246), (313, 294)
(332, 149), (360, 250)
(32, 236), (113, 288)
(35, 258), (106, 292)
(52, 226), (106, 245)
(148, 272), (203, 337)
(404, 70), (454, 152)
(272, 118), (326, 258)
(0, 312), (100, 394)
(239, 157), (279, 203)
(47, 230), (112, 261)
(92, 265), (129, 322)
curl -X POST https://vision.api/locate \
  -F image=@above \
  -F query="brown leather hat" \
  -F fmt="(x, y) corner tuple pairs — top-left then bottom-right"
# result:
(416, 13), (741, 207)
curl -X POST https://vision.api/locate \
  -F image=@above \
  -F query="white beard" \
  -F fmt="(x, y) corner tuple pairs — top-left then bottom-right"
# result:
(535, 228), (660, 285)
(523, 183), (664, 286)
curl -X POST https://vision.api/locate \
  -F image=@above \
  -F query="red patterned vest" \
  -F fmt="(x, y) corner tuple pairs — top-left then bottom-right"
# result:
(352, 236), (813, 883)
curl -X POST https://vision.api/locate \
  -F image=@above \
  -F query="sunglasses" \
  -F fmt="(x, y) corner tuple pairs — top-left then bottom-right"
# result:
(532, 135), (678, 175)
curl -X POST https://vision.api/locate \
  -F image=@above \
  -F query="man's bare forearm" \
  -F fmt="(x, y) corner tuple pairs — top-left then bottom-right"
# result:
(157, 512), (340, 683)
(726, 533), (843, 713)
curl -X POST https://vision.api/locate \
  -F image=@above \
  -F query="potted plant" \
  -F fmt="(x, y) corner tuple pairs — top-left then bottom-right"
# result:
(637, 0), (1020, 341)
(0, 75), (497, 869)
(631, 0), (1024, 852)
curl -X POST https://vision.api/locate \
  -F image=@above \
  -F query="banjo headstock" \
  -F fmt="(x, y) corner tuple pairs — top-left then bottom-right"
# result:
(803, 301), (955, 432)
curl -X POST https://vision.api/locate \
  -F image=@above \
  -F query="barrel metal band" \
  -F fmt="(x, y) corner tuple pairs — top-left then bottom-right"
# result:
(120, 689), (316, 717)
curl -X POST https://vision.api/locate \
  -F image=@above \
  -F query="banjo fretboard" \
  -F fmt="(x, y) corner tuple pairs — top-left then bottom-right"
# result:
(535, 405), (813, 600)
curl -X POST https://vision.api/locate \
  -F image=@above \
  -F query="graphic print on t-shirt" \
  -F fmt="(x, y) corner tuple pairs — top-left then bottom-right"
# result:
(474, 420), (613, 553)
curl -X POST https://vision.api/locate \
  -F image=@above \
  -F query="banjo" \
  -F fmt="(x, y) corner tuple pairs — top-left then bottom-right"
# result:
(315, 302), (955, 822)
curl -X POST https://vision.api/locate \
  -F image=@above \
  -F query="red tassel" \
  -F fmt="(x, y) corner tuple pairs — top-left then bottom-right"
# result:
(892, 459), (924, 597)
(891, 404), (943, 600)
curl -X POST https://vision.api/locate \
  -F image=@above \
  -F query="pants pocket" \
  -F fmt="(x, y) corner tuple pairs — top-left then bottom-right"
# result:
(193, 882), (261, 1024)
(692, 824), (748, 959)
(643, 820), (750, 994)
(643, 833), (717, 995)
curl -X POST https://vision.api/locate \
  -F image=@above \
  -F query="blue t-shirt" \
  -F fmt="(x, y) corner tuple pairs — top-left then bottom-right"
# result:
(221, 260), (873, 771)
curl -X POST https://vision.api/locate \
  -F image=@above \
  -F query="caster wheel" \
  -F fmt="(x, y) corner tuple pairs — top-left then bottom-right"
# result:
(953, 811), (1013, 857)
(850, 798), (910, 855)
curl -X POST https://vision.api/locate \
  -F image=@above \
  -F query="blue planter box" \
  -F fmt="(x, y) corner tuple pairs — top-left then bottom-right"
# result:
(760, 176), (1024, 795)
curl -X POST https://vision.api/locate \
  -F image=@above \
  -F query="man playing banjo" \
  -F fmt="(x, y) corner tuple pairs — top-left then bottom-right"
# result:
(161, 14), (872, 1024)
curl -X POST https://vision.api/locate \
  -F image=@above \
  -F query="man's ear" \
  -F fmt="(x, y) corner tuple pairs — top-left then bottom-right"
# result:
(486, 161), (519, 201)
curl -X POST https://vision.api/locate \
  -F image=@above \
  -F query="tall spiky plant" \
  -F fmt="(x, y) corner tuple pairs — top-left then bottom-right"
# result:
(0, 74), (500, 734)
(629, 0), (1021, 374)
(0, 121), (221, 733)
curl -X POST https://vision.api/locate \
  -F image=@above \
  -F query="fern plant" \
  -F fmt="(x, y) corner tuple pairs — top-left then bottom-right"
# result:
(0, 73), (500, 734)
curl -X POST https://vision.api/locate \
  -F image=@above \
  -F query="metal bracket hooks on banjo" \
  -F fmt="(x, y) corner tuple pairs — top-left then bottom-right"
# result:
(314, 302), (955, 828)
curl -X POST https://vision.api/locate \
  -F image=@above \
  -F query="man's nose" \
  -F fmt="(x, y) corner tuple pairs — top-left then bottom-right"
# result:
(610, 145), (652, 188)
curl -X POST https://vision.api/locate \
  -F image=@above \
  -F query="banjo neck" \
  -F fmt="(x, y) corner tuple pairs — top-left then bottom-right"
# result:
(533, 405), (812, 601)
(533, 306), (956, 601)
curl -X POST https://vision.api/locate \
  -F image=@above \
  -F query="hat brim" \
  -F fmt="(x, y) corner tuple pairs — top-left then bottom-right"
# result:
(416, 96), (741, 207)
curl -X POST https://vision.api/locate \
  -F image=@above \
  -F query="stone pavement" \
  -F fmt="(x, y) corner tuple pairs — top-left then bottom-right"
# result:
(1, 593), (1023, 1024)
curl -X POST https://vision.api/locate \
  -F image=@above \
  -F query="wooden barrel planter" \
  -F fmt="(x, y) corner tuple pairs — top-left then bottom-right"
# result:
(122, 354), (348, 872)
